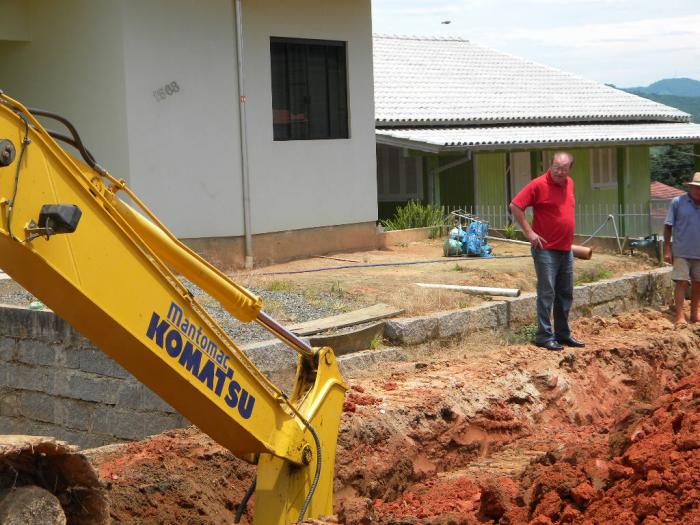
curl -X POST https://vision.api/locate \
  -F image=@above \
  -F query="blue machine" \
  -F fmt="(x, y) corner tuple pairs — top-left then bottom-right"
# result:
(443, 218), (492, 257)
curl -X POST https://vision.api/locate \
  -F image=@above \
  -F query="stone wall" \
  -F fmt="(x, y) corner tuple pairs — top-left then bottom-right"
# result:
(0, 307), (187, 448)
(384, 268), (673, 345)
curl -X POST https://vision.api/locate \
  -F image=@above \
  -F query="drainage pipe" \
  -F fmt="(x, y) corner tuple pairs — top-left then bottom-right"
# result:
(415, 282), (521, 297)
(234, 0), (254, 269)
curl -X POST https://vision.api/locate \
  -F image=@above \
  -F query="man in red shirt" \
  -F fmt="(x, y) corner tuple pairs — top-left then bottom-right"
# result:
(509, 152), (585, 351)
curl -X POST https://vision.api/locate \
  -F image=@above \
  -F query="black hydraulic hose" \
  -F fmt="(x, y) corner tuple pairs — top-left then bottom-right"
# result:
(257, 254), (532, 276)
(232, 419), (322, 523)
(298, 420), (322, 523)
(233, 479), (256, 523)
(26, 107), (105, 174)
(44, 129), (99, 166)
(7, 112), (31, 242)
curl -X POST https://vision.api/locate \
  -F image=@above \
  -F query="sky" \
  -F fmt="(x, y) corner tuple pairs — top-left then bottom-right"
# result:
(371, 0), (700, 87)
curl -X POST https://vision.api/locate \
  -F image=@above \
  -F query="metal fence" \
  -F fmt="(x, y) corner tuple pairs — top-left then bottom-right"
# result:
(444, 202), (662, 239)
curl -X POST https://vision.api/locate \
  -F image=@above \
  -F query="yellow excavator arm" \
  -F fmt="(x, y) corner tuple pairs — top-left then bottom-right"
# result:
(0, 92), (347, 524)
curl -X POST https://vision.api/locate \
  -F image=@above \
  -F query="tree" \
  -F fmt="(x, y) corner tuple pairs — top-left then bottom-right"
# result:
(650, 145), (695, 189)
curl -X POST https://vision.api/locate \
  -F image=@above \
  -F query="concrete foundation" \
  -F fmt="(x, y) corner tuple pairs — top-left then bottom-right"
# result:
(184, 221), (378, 270)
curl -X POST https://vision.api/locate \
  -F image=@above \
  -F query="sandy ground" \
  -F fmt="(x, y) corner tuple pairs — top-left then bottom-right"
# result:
(86, 308), (700, 525)
(233, 239), (657, 318)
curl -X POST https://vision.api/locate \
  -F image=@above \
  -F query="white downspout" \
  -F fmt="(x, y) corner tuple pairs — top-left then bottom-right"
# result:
(234, 0), (254, 269)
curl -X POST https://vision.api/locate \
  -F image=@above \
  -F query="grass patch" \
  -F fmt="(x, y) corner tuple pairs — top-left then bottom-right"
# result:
(575, 266), (612, 285)
(506, 324), (537, 345)
(263, 279), (293, 292)
(369, 333), (383, 350)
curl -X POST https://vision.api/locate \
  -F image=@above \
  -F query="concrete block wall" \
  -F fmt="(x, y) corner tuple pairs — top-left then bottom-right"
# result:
(0, 306), (187, 448)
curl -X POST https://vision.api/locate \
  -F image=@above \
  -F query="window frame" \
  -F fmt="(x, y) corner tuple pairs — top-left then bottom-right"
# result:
(376, 145), (424, 202)
(270, 36), (350, 141)
(590, 148), (618, 189)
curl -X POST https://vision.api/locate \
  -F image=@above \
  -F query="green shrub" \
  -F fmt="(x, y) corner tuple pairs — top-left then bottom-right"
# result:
(381, 200), (448, 231)
(502, 223), (518, 240)
(507, 324), (538, 345)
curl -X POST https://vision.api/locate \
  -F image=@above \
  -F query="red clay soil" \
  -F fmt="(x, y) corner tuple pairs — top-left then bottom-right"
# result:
(87, 310), (700, 525)
(495, 371), (700, 525)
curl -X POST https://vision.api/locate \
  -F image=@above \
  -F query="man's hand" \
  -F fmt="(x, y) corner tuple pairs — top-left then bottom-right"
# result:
(527, 231), (547, 249)
(664, 247), (673, 264)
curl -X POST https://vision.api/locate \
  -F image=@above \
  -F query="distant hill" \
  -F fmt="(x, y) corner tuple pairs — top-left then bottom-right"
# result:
(623, 92), (700, 123)
(608, 78), (700, 123)
(611, 77), (700, 189)
(626, 77), (700, 97)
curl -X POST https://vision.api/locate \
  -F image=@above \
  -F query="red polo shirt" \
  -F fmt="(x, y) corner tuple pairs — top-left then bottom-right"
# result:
(511, 171), (575, 251)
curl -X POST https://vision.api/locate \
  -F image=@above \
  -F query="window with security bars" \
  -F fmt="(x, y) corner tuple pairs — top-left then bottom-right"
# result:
(376, 145), (423, 202)
(270, 37), (349, 141)
(590, 148), (618, 188)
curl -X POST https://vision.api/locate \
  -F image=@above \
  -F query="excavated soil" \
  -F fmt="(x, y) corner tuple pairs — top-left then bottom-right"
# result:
(86, 309), (700, 525)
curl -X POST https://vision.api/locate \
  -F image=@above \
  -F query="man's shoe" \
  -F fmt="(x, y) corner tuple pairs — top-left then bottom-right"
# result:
(536, 340), (564, 351)
(557, 337), (585, 348)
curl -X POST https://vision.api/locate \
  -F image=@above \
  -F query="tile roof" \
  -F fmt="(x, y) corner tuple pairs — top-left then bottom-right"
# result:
(373, 35), (691, 126)
(650, 181), (686, 200)
(376, 123), (700, 152)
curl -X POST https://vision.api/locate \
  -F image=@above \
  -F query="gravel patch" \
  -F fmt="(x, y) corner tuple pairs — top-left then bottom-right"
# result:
(0, 277), (357, 346)
(181, 278), (357, 344)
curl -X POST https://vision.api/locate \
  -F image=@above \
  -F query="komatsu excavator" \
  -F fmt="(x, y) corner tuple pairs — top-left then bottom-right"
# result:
(0, 91), (347, 524)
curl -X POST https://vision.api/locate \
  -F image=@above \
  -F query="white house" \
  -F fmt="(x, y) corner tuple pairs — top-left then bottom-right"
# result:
(0, 0), (377, 268)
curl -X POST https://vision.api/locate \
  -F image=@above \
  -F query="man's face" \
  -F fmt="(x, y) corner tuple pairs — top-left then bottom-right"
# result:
(550, 161), (571, 186)
(690, 185), (700, 203)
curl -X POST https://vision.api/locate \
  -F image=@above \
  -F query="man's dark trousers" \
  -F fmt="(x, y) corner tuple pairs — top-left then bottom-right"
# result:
(531, 248), (573, 345)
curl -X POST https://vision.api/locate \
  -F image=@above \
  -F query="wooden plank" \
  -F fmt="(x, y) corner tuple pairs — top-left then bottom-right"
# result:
(287, 303), (403, 336)
(309, 322), (385, 356)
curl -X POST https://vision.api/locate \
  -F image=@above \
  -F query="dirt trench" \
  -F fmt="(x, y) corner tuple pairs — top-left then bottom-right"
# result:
(86, 309), (700, 525)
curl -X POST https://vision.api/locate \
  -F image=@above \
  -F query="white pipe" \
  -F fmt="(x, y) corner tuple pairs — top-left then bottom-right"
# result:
(415, 283), (521, 297)
(235, 0), (254, 269)
(487, 235), (529, 246)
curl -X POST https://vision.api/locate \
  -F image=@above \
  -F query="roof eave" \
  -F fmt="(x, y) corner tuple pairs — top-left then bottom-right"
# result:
(375, 115), (691, 128)
(375, 134), (700, 153)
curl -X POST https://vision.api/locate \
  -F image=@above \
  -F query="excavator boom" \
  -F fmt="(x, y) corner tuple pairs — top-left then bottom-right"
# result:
(0, 92), (347, 524)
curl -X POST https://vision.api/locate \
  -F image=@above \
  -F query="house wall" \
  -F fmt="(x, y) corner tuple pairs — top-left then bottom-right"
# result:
(439, 155), (473, 207)
(1, 0), (376, 246)
(474, 152), (507, 225)
(624, 146), (651, 206)
(120, 0), (245, 238)
(0, 0), (30, 41)
(243, 0), (377, 234)
(0, 0), (131, 184)
(467, 147), (652, 235)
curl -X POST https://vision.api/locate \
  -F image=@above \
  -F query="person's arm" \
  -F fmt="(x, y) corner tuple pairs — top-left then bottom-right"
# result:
(509, 202), (546, 248)
(664, 198), (677, 264)
(663, 224), (673, 264)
